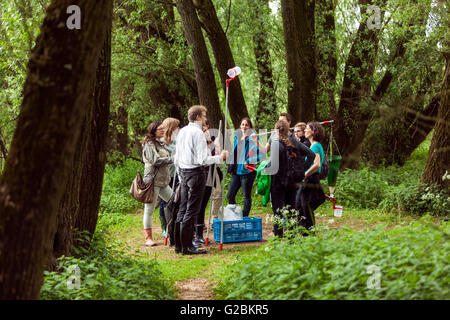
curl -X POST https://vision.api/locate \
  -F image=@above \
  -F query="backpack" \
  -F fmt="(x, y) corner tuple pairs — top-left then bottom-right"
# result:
(285, 146), (305, 186)
(318, 153), (329, 180)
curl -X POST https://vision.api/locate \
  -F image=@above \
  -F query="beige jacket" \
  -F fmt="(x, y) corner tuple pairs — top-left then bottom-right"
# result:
(142, 140), (172, 187)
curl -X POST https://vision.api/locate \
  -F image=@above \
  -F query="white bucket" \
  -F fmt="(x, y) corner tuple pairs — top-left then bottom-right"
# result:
(227, 66), (241, 78)
(334, 206), (343, 217)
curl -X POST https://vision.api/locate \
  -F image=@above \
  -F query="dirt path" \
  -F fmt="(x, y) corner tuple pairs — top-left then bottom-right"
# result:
(176, 277), (216, 300)
(127, 207), (394, 300)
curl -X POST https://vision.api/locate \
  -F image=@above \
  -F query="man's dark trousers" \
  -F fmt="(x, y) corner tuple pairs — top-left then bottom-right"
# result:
(175, 167), (206, 253)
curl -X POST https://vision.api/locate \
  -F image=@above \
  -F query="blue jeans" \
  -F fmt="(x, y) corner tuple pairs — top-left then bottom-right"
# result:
(226, 171), (257, 216)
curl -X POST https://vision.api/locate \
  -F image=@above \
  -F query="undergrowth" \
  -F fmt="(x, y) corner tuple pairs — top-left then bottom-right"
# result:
(40, 229), (176, 300)
(215, 216), (450, 300)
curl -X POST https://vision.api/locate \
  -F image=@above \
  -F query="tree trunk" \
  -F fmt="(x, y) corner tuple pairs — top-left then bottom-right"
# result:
(48, 18), (113, 270)
(0, 129), (7, 172)
(116, 2), (197, 138)
(0, 129), (7, 161)
(421, 53), (450, 192)
(108, 81), (132, 163)
(316, 0), (337, 121)
(362, 94), (440, 166)
(175, 0), (224, 129)
(193, 0), (249, 128)
(0, 0), (112, 299)
(281, 0), (316, 124)
(249, 0), (277, 130)
(75, 25), (112, 240)
(47, 112), (92, 271)
(334, 0), (384, 169)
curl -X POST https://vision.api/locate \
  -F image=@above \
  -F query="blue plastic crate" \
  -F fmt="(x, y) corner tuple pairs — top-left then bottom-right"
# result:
(213, 217), (263, 243)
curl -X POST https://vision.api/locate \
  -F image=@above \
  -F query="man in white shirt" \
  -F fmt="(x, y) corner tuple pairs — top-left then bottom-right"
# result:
(174, 105), (228, 255)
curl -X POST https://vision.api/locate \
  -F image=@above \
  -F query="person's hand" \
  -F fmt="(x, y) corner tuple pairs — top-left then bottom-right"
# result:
(250, 133), (258, 142)
(221, 150), (229, 161)
(244, 162), (250, 170)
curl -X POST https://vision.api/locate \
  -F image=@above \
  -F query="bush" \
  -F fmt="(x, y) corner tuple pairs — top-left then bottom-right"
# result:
(380, 182), (450, 217)
(40, 230), (175, 300)
(99, 159), (144, 227)
(334, 167), (389, 209)
(215, 217), (450, 300)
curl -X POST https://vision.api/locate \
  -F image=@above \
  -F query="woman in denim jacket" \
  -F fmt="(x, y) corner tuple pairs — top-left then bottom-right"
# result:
(226, 117), (263, 217)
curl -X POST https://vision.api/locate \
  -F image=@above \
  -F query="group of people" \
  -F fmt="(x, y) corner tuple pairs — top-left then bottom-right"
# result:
(140, 105), (327, 255)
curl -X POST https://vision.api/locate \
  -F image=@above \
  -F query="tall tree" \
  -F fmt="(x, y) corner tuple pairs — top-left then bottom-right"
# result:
(193, 0), (249, 128)
(0, 0), (112, 299)
(316, 0), (337, 121)
(75, 26), (112, 241)
(248, 0), (277, 130)
(48, 18), (112, 269)
(334, 0), (385, 169)
(281, 0), (316, 124)
(113, 0), (197, 157)
(175, 0), (224, 128)
(421, 51), (450, 192)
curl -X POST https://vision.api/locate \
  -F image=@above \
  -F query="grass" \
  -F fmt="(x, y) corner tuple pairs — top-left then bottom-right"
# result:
(97, 135), (446, 299)
(107, 196), (427, 299)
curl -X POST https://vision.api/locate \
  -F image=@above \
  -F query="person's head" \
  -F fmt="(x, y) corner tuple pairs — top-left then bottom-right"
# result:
(275, 119), (290, 138)
(275, 119), (296, 157)
(279, 113), (292, 126)
(294, 122), (306, 140)
(162, 117), (180, 145)
(142, 121), (163, 145)
(305, 121), (325, 142)
(240, 117), (253, 135)
(188, 105), (208, 125)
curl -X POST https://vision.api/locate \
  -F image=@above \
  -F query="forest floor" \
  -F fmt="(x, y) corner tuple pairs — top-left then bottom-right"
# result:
(109, 200), (421, 300)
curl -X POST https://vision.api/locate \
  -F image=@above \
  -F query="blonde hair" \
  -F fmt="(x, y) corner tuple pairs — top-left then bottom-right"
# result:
(188, 105), (207, 122)
(162, 117), (180, 145)
(294, 122), (306, 131)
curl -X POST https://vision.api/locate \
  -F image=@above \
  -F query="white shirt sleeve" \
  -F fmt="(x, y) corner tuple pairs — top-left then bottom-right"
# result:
(194, 130), (221, 166)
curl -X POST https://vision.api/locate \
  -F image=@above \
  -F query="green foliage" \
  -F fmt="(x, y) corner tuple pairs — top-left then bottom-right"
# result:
(332, 135), (450, 218)
(40, 230), (175, 300)
(0, 0), (48, 152)
(98, 159), (143, 228)
(334, 167), (389, 209)
(215, 217), (450, 300)
(380, 183), (450, 217)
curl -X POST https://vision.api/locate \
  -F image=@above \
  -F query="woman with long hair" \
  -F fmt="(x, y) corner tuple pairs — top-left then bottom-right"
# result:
(295, 121), (326, 234)
(267, 119), (299, 237)
(141, 121), (173, 246)
(158, 117), (180, 243)
(226, 117), (262, 217)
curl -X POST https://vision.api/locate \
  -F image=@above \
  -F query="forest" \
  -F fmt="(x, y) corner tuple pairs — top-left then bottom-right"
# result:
(0, 0), (448, 301)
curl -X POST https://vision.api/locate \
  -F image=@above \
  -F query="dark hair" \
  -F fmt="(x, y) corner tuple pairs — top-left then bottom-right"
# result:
(241, 117), (253, 129)
(307, 121), (325, 142)
(275, 120), (296, 158)
(142, 121), (162, 146)
(279, 112), (292, 124)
